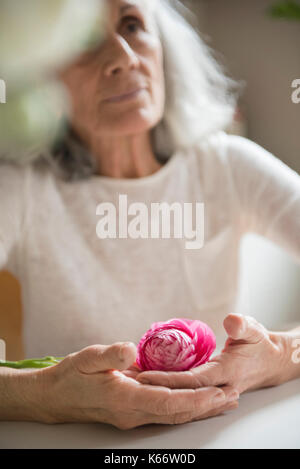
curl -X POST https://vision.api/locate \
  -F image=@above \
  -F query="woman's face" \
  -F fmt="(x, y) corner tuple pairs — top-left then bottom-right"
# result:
(59, 0), (165, 139)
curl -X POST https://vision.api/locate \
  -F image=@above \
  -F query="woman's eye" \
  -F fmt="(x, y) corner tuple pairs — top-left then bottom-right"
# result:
(122, 16), (143, 33)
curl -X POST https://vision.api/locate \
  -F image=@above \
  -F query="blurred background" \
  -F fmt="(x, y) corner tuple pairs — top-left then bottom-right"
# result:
(184, 0), (300, 172)
(1, 0), (299, 360)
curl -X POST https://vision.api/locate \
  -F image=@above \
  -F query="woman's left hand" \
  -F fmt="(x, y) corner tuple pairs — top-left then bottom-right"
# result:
(135, 313), (289, 394)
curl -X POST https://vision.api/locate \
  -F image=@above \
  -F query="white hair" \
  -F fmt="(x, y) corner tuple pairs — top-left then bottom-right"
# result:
(3, 0), (244, 180)
(151, 0), (243, 159)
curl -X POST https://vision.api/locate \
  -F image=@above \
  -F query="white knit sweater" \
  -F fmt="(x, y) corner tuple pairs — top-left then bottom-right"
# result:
(0, 131), (299, 357)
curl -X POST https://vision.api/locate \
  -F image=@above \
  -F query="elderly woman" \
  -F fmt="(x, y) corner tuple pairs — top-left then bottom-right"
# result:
(0, 0), (299, 430)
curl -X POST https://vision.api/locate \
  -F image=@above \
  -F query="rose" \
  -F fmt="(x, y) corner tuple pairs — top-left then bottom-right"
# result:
(136, 318), (216, 372)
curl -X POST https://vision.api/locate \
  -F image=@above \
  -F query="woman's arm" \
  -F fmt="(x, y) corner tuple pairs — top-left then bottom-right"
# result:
(0, 343), (239, 427)
(0, 367), (48, 422)
(225, 133), (300, 263)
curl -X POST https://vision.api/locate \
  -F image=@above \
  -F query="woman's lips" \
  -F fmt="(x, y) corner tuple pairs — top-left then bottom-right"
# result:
(103, 88), (146, 103)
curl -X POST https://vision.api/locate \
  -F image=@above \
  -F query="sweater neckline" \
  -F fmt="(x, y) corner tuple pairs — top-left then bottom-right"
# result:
(88, 149), (182, 188)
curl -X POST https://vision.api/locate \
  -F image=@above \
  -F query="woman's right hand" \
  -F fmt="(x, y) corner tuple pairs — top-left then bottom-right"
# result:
(23, 342), (239, 429)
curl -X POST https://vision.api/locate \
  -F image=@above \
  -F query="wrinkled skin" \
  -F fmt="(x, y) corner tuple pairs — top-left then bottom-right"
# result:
(29, 342), (239, 429)
(57, 0), (165, 179)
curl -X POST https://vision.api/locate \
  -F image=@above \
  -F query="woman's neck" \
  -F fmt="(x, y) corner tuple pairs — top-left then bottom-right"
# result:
(78, 129), (162, 179)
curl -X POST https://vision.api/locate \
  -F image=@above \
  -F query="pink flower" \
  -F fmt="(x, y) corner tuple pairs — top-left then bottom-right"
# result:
(136, 318), (216, 372)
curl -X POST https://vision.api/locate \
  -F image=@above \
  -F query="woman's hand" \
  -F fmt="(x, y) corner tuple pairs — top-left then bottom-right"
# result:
(136, 314), (292, 394)
(22, 341), (239, 429)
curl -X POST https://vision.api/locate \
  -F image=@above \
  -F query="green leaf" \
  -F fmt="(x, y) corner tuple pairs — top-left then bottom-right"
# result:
(267, 1), (300, 20)
(0, 356), (64, 369)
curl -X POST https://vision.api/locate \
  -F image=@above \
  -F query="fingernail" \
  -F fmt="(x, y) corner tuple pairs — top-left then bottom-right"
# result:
(227, 401), (239, 412)
(120, 342), (136, 360)
(228, 390), (239, 402)
(119, 343), (129, 360)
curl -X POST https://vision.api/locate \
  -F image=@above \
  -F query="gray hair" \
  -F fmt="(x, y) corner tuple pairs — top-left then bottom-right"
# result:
(10, 0), (244, 181)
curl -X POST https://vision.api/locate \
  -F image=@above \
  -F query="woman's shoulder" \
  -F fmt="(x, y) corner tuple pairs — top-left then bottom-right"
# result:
(183, 130), (288, 195)
(0, 160), (28, 178)
(194, 129), (252, 156)
(186, 130), (235, 174)
(204, 131), (297, 179)
(194, 130), (300, 195)
(191, 130), (281, 173)
(0, 157), (53, 186)
(0, 161), (30, 196)
(0, 158), (60, 209)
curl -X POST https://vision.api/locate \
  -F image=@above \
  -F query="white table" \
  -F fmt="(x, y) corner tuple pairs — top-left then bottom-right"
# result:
(0, 378), (299, 449)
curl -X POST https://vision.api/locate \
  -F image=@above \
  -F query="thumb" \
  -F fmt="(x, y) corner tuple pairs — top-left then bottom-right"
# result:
(70, 342), (137, 374)
(223, 313), (268, 344)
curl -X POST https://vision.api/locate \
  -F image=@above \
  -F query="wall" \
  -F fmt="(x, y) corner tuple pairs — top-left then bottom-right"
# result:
(187, 0), (300, 172)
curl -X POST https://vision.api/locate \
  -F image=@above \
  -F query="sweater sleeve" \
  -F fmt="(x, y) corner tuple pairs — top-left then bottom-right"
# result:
(0, 163), (27, 272)
(225, 133), (300, 264)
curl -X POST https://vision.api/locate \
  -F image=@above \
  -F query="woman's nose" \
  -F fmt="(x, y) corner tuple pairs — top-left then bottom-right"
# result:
(103, 35), (139, 76)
